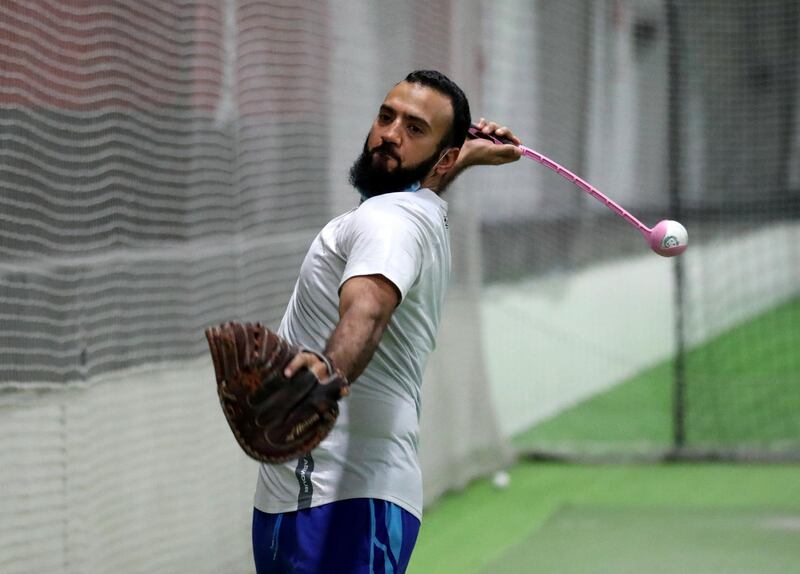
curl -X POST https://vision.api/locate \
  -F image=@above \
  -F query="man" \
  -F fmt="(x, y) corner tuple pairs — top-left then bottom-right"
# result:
(252, 70), (521, 573)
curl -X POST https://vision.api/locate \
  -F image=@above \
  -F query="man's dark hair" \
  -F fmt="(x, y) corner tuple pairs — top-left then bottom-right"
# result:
(404, 70), (471, 149)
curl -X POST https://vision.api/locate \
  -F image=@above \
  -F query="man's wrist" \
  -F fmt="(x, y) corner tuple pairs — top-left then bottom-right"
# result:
(453, 145), (476, 171)
(301, 348), (339, 379)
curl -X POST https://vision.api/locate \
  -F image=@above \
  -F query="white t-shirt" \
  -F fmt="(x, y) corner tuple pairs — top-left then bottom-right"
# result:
(253, 188), (451, 520)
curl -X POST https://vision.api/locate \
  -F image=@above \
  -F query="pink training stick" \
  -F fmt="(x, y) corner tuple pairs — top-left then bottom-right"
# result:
(467, 126), (688, 257)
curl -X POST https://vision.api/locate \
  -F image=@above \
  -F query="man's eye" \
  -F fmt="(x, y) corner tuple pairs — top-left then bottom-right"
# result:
(408, 125), (422, 135)
(378, 113), (391, 123)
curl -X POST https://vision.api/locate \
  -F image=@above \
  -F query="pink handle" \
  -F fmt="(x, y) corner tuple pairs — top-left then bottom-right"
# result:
(517, 145), (652, 237)
(467, 126), (652, 238)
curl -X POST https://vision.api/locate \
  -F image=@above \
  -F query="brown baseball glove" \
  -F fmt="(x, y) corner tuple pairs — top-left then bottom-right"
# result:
(204, 322), (350, 464)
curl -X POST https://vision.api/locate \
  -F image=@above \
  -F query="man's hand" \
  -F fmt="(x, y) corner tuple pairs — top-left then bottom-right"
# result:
(435, 118), (521, 192)
(284, 351), (331, 381)
(458, 118), (522, 168)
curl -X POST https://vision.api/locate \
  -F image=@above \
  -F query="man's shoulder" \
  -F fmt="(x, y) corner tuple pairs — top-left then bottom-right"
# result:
(359, 190), (446, 224)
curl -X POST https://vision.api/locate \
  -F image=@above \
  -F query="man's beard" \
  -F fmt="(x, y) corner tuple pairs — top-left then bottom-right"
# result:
(348, 136), (442, 199)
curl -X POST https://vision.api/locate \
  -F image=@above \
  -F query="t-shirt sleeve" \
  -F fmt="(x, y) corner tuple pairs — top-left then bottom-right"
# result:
(338, 200), (424, 302)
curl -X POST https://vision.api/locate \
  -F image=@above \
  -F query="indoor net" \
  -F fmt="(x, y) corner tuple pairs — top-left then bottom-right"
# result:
(479, 0), (800, 461)
(1, 1), (799, 573)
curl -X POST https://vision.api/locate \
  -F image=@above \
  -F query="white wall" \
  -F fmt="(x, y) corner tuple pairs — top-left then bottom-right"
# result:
(0, 360), (258, 574)
(484, 222), (800, 437)
(482, 248), (676, 437)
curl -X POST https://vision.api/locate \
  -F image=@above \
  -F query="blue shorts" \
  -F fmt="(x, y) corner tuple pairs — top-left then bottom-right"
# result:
(252, 499), (420, 574)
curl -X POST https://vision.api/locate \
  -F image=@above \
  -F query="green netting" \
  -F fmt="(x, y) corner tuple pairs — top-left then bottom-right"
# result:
(514, 297), (800, 459)
(684, 297), (800, 451)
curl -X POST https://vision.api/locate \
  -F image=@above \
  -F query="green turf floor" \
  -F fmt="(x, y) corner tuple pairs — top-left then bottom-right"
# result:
(410, 297), (800, 571)
(512, 296), (800, 456)
(484, 506), (800, 573)
(409, 462), (800, 573)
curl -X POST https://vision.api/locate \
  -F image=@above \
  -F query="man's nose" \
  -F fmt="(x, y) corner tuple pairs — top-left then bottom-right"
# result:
(380, 119), (402, 145)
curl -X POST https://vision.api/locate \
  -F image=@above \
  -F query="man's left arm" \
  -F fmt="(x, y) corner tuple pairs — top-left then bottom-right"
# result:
(283, 274), (398, 382)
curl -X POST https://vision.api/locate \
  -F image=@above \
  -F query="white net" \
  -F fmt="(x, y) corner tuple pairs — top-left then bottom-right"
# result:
(1, 1), (509, 572)
(1, 0), (329, 387)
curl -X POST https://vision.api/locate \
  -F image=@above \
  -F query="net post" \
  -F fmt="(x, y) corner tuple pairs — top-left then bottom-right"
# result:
(666, 0), (687, 451)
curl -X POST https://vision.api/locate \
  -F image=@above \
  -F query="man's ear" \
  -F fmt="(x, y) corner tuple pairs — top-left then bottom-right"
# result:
(434, 147), (461, 174)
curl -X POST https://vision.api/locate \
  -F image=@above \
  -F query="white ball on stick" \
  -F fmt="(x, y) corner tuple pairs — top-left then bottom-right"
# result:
(648, 219), (688, 257)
